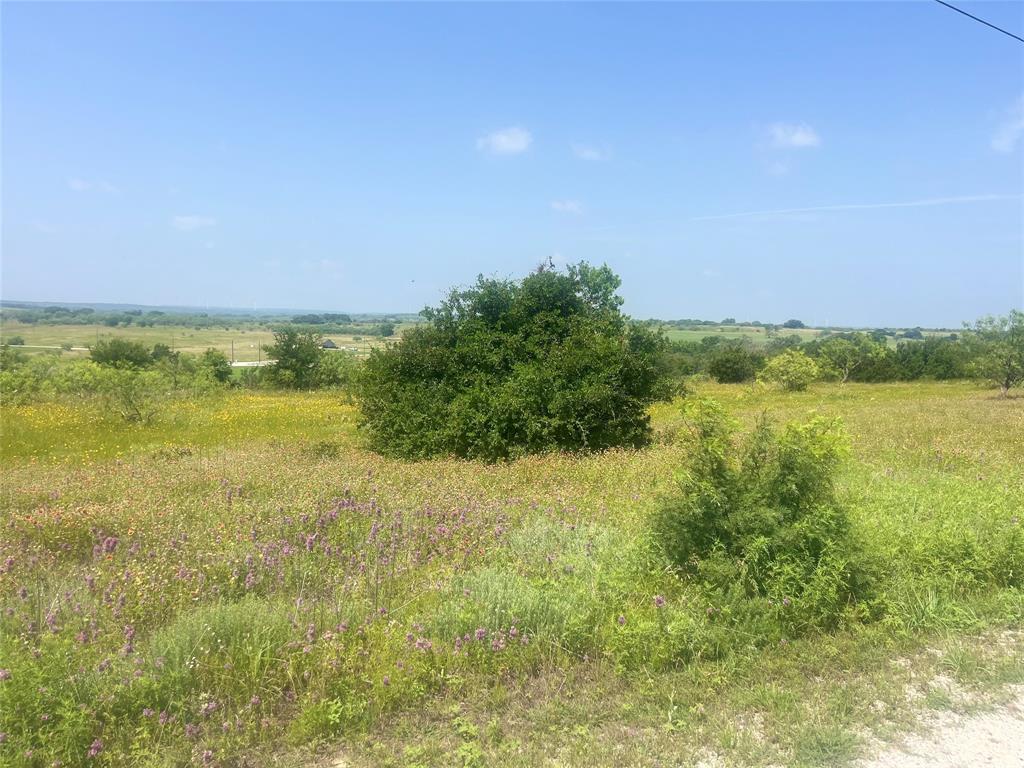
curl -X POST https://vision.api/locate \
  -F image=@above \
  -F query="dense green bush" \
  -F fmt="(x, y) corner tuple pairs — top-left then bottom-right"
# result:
(89, 338), (153, 369)
(707, 342), (760, 383)
(316, 349), (359, 392)
(758, 349), (820, 391)
(264, 328), (324, 389)
(199, 348), (232, 383)
(656, 399), (876, 631)
(965, 310), (1024, 396)
(358, 262), (672, 460)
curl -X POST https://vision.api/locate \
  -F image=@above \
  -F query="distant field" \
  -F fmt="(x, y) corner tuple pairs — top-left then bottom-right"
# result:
(0, 320), (392, 361)
(660, 325), (823, 345)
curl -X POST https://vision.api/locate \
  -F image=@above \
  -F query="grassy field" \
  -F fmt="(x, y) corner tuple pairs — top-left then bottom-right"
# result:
(1, 382), (1022, 767)
(659, 325), (822, 345)
(0, 321), (391, 361)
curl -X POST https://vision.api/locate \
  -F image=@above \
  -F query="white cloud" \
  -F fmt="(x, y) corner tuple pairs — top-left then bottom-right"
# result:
(991, 95), (1024, 153)
(571, 143), (609, 161)
(551, 199), (584, 215)
(68, 178), (118, 193)
(172, 215), (217, 231)
(767, 122), (821, 149)
(692, 193), (1020, 222)
(477, 126), (532, 155)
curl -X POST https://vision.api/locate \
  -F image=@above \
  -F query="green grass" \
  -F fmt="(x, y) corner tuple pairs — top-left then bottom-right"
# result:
(1, 381), (1021, 767)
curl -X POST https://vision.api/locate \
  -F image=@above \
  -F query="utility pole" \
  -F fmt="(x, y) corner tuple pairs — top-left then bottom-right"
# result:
(231, 339), (234, 363)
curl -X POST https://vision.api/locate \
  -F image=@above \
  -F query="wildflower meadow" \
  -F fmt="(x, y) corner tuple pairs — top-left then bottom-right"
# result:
(1, 382), (1022, 766)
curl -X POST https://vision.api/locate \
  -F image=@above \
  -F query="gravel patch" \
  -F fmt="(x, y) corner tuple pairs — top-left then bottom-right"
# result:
(858, 686), (1024, 768)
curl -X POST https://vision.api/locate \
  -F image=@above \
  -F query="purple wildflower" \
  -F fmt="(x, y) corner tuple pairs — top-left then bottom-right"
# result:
(87, 739), (103, 757)
(653, 595), (666, 608)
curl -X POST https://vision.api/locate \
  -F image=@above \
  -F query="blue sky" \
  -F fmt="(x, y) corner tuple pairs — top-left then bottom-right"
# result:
(2, 2), (1022, 326)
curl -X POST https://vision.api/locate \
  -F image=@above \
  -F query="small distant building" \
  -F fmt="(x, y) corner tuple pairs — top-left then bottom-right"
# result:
(322, 339), (338, 349)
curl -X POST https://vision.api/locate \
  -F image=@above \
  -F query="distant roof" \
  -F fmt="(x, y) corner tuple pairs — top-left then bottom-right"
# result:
(322, 339), (337, 348)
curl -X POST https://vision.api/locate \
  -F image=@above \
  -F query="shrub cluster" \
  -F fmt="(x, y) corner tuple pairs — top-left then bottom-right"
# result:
(662, 312), (1023, 395)
(358, 262), (673, 460)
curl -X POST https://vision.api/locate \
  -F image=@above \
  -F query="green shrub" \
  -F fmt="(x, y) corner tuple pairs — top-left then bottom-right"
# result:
(96, 367), (168, 423)
(707, 343), (760, 383)
(758, 349), (820, 391)
(265, 328), (323, 389)
(358, 262), (672, 460)
(199, 348), (232, 383)
(316, 349), (359, 392)
(89, 338), (153, 369)
(965, 309), (1024, 396)
(656, 398), (875, 631)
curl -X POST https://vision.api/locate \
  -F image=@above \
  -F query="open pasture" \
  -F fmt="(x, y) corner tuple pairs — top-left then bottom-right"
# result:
(0, 321), (389, 362)
(661, 325), (823, 345)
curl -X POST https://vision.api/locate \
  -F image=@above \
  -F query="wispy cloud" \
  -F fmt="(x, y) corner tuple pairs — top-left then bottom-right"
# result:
(992, 95), (1024, 153)
(551, 199), (584, 215)
(477, 126), (532, 155)
(172, 215), (217, 231)
(692, 194), (1020, 222)
(68, 178), (118, 193)
(767, 122), (821, 149)
(571, 142), (609, 161)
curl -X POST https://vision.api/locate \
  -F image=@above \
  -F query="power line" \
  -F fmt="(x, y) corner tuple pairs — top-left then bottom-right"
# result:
(933, 0), (1024, 44)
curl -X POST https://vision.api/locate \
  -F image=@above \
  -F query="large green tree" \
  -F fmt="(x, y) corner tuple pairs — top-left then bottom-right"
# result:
(358, 262), (672, 460)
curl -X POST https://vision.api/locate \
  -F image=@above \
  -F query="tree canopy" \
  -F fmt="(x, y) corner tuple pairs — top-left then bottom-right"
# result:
(966, 310), (1024, 396)
(358, 262), (673, 461)
(265, 329), (323, 389)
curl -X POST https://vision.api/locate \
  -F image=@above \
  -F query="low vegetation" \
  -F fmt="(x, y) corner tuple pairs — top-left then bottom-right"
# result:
(1, 381), (1021, 767)
(1, 274), (1022, 766)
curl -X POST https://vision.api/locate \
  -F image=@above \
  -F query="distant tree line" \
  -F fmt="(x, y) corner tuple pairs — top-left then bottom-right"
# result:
(662, 310), (1023, 395)
(0, 305), (401, 335)
(0, 328), (361, 419)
